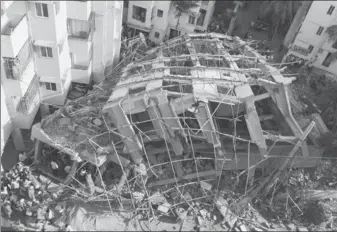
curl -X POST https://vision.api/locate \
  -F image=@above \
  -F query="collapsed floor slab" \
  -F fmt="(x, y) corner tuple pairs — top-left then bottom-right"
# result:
(30, 33), (326, 207)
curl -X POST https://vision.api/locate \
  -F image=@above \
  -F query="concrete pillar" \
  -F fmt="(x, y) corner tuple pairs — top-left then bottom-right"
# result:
(12, 128), (25, 151)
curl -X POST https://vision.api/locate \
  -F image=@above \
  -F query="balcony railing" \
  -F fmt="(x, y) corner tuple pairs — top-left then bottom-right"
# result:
(3, 38), (33, 80)
(72, 63), (90, 70)
(16, 75), (40, 115)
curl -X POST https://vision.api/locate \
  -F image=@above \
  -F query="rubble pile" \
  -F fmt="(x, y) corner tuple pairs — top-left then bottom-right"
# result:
(15, 32), (334, 230)
(67, 83), (89, 100)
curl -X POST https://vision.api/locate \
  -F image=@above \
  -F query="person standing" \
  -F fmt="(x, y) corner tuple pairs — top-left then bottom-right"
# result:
(50, 161), (59, 177)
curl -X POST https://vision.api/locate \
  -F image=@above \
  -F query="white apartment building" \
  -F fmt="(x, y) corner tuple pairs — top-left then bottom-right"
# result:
(123, 0), (215, 44)
(1, 1), (123, 156)
(284, 1), (337, 76)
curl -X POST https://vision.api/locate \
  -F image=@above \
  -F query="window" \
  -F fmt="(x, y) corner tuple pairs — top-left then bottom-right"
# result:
(322, 52), (332, 67)
(35, 3), (49, 17)
(196, 9), (206, 26)
(157, 9), (163, 17)
(169, 28), (181, 39)
(132, 5), (147, 23)
(40, 46), (53, 58)
(188, 15), (196, 24)
(316, 26), (324, 35)
(154, 32), (160, 38)
(327, 5), (335, 15)
(308, 45), (314, 53)
(44, 82), (57, 91)
(54, 2), (60, 15)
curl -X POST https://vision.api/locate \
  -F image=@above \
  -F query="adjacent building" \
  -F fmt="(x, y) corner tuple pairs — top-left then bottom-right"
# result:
(123, 0), (215, 44)
(1, 1), (123, 156)
(283, 1), (337, 76)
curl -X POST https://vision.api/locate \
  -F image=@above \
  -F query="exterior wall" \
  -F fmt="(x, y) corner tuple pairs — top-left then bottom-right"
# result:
(284, 1), (337, 77)
(1, 0), (123, 141)
(1, 1), (40, 130)
(92, 1), (123, 83)
(149, 1), (171, 43)
(127, 1), (154, 31)
(28, 2), (58, 42)
(167, 2), (200, 35)
(124, 1), (215, 44)
(195, 1), (216, 32)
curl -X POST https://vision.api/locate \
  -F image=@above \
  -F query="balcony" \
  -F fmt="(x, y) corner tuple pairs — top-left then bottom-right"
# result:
(3, 38), (33, 81)
(71, 61), (92, 84)
(1, 15), (29, 58)
(16, 75), (41, 115)
(67, 1), (92, 21)
(67, 15), (94, 56)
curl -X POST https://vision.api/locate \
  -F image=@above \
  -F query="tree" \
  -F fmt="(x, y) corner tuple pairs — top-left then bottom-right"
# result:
(259, 1), (301, 42)
(173, 0), (200, 32)
(326, 25), (337, 42)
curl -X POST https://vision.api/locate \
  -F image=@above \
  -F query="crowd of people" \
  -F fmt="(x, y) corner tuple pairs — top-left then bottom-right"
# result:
(1, 162), (73, 231)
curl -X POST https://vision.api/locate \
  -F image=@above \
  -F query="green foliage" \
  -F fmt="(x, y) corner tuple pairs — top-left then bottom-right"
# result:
(326, 25), (337, 42)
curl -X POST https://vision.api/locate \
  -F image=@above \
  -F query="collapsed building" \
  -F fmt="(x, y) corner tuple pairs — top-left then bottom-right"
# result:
(30, 33), (328, 209)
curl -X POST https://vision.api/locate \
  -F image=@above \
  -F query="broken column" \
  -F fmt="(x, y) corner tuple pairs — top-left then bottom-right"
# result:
(235, 84), (268, 184)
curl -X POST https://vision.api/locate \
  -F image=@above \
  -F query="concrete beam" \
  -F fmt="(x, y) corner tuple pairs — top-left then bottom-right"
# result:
(195, 102), (222, 148)
(106, 104), (144, 164)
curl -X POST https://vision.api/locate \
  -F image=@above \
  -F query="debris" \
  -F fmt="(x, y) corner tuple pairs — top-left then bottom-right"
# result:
(296, 190), (337, 201)
(200, 181), (212, 191)
(16, 32), (332, 231)
(215, 197), (238, 228)
(93, 118), (103, 126)
(59, 117), (71, 126)
(286, 223), (296, 231)
(199, 209), (208, 218)
(175, 207), (187, 222)
(132, 192), (145, 201)
(158, 203), (171, 214)
(296, 227), (308, 232)
(149, 192), (167, 205)
(197, 215), (205, 227)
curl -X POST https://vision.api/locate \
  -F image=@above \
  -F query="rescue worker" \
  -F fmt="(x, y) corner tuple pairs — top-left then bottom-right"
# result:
(50, 160), (59, 176)
(17, 198), (27, 213)
(11, 177), (20, 191)
(19, 152), (27, 162)
(64, 165), (72, 174)
(28, 185), (36, 201)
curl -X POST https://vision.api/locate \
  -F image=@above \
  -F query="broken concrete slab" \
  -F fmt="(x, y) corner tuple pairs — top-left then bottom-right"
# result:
(93, 118), (103, 126)
(59, 117), (71, 126)
(158, 202), (171, 214)
(200, 181), (212, 191)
